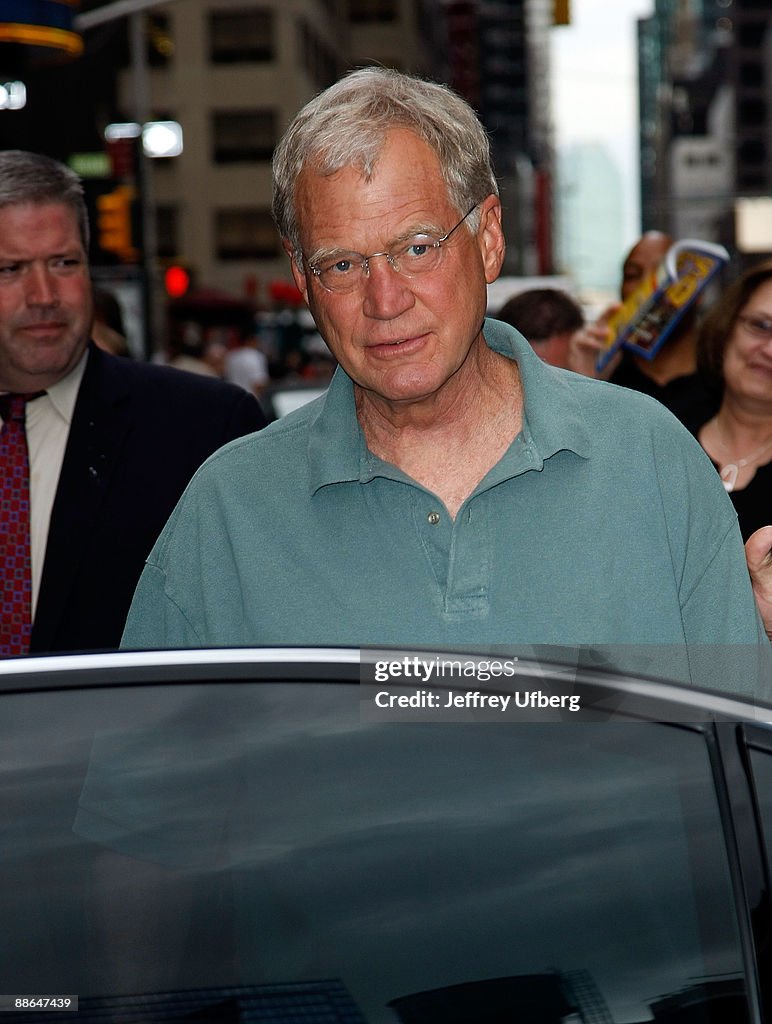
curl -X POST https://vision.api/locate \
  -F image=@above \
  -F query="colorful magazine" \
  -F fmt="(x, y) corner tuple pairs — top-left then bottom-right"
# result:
(596, 238), (730, 372)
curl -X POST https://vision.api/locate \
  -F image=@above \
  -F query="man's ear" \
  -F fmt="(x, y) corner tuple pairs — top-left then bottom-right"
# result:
(477, 195), (506, 284)
(283, 239), (309, 305)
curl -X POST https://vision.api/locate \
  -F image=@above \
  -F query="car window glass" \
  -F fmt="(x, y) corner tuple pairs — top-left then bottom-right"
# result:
(0, 683), (749, 1023)
(748, 743), (772, 880)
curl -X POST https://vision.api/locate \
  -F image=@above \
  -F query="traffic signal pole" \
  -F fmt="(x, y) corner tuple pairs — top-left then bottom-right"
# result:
(129, 9), (158, 360)
(76, 0), (179, 360)
(74, 0), (178, 32)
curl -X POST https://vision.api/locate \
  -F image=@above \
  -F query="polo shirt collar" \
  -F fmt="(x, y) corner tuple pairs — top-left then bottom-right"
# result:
(307, 368), (365, 492)
(482, 316), (592, 467)
(307, 317), (592, 493)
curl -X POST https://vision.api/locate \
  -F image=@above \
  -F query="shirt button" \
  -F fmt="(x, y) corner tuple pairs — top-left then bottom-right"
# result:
(427, 511), (441, 525)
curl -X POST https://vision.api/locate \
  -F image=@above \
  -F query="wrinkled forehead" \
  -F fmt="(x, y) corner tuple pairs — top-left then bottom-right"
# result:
(295, 130), (452, 229)
(302, 126), (439, 187)
(303, 142), (381, 185)
(0, 200), (85, 252)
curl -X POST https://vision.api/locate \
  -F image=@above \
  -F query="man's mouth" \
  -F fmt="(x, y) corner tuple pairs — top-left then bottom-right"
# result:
(20, 321), (67, 334)
(369, 333), (427, 351)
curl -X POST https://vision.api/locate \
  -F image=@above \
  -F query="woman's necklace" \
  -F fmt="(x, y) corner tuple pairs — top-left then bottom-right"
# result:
(713, 417), (772, 492)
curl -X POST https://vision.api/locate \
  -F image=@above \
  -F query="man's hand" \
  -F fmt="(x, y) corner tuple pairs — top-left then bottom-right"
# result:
(565, 304), (622, 380)
(746, 526), (772, 641)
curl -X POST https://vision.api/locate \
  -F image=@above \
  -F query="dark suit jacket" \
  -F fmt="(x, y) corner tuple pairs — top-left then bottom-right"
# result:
(30, 344), (267, 654)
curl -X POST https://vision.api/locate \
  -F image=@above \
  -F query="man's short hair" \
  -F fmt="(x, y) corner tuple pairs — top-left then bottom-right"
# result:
(272, 66), (499, 262)
(0, 150), (89, 251)
(496, 288), (584, 343)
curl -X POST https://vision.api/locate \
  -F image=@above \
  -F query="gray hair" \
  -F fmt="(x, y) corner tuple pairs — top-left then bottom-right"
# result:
(0, 150), (89, 251)
(272, 67), (499, 261)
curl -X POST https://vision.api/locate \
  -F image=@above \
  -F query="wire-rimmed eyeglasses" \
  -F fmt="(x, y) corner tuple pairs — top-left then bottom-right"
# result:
(304, 204), (479, 294)
(737, 314), (772, 341)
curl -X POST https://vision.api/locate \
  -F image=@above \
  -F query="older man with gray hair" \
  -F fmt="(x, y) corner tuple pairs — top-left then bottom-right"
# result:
(123, 68), (770, 684)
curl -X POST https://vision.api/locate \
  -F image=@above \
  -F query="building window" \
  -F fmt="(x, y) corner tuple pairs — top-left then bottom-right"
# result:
(212, 110), (276, 163)
(738, 138), (766, 165)
(347, 0), (397, 24)
(738, 20), (766, 47)
(156, 206), (179, 260)
(216, 209), (279, 260)
(209, 9), (273, 63)
(738, 98), (766, 126)
(739, 61), (764, 88)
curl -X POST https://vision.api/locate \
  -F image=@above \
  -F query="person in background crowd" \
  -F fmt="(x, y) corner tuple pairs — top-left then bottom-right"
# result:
(224, 330), (270, 398)
(693, 260), (772, 541)
(567, 231), (719, 427)
(167, 325), (226, 378)
(92, 287), (131, 358)
(496, 287), (584, 368)
(122, 67), (770, 678)
(0, 150), (266, 656)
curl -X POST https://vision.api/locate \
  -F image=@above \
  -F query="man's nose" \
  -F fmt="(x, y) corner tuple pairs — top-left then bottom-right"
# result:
(26, 264), (59, 306)
(361, 255), (415, 320)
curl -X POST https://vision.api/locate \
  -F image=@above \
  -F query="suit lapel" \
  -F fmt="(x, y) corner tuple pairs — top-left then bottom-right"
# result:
(31, 344), (132, 651)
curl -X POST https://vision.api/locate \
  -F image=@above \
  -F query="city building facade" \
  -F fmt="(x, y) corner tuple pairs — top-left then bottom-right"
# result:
(638, 0), (772, 261)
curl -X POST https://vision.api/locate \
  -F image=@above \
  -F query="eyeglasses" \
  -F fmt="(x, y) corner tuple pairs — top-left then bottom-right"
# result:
(737, 314), (772, 340)
(304, 204), (479, 294)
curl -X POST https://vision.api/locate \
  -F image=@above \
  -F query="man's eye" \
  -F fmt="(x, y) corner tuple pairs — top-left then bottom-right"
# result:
(400, 237), (437, 261)
(52, 257), (82, 271)
(0, 264), (19, 276)
(318, 256), (358, 276)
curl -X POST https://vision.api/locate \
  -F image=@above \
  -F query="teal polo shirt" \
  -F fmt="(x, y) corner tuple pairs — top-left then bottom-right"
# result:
(122, 319), (766, 672)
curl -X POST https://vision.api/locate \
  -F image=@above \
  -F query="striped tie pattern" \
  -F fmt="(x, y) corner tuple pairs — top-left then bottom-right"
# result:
(0, 394), (39, 657)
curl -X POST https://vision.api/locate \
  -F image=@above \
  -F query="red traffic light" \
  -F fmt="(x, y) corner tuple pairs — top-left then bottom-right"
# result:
(164, 265), (191, 298)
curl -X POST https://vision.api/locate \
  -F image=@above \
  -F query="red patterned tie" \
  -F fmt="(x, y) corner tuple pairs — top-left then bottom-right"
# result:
(1, 394), (39, 657)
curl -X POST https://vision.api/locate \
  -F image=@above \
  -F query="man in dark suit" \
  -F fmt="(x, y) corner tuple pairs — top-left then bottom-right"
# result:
(0, 150), (265, 656)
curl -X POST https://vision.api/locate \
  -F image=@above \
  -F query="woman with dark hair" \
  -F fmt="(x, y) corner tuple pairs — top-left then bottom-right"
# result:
(696, 260), (772, 540)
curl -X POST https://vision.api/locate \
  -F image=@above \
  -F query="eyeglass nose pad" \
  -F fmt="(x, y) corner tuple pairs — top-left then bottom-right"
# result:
(361, 252), (397, 279)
